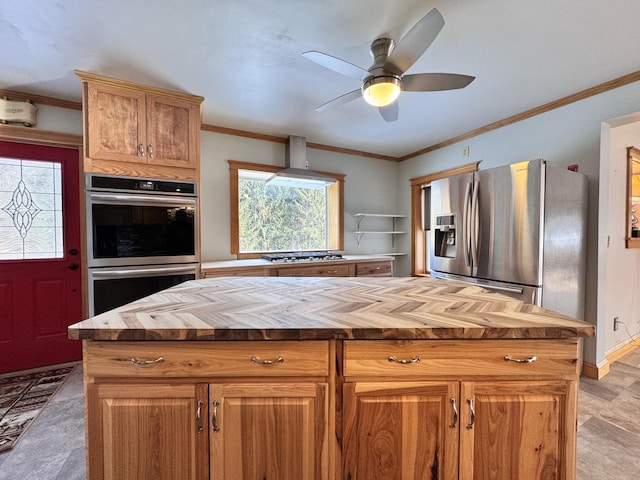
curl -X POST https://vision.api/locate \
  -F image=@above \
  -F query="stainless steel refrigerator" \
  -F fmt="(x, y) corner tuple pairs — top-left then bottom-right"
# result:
(429, 159), (588, 320)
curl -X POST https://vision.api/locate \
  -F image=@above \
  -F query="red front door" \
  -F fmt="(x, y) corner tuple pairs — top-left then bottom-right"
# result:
(0, 141), (83, 373)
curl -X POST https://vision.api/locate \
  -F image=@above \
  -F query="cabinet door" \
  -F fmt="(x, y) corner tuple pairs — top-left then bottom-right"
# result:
(210, 383), (329, 480)
(146, 94), (200, 169)
(343, 381), (459, 480)
(459, 380), (577, 480)
(86, 383), (209, 480)
(85, 82), (147, 163)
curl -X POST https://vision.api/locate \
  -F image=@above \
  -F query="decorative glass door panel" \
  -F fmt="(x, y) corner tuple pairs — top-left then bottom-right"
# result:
(0, 158), (63, 259)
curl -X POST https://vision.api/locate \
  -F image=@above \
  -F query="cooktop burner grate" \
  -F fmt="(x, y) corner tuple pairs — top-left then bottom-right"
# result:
(261, 252), (343, 262)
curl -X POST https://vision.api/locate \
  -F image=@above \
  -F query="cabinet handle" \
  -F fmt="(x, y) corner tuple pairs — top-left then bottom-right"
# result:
(388, 355), (421, 364)
(326, 270), (338, 274)
(196, 400), (204, 433)
(130, 356), (164, 366)
(449, 397), (458, 428)
(212, 400), (220, 433)
(250, 355), (284, 365)
(504, 354), (537, 364)
(466, 398), (475, 430)
(137, 142), (145, 157)
(147, 144), (153, 158)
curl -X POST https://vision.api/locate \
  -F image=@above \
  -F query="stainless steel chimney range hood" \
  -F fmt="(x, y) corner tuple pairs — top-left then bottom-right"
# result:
(267, 136), (337, 188)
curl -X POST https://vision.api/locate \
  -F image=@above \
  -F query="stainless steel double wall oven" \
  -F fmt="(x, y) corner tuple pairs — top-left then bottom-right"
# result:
(86, 174), (199, 315)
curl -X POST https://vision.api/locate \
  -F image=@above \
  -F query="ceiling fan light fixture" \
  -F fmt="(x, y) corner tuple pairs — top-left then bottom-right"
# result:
(362, 76), (401, 107)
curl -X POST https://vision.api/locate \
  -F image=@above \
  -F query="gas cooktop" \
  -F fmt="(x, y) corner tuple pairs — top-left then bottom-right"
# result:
(261, 252), (344, 263)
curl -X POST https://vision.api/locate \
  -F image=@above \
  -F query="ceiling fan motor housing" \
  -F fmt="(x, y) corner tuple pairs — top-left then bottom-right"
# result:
(362, 37), (403, 106)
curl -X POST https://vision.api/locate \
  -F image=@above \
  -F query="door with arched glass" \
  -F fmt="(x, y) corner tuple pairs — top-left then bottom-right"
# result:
(0, 141), (82, 373)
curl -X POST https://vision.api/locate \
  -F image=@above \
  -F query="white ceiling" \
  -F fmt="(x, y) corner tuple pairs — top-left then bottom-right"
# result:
(2, 0), (639, 158)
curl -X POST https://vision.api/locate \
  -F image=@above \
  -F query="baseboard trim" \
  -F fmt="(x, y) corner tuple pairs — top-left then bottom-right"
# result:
(581, 361), (609, 380)
(582, 341), (639, 379)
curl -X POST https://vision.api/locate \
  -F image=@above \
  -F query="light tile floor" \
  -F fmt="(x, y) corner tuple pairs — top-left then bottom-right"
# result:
(1, 349), (639, 479)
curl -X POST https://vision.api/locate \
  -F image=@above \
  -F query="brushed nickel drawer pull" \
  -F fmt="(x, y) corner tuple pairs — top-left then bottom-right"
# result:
(196, 400), (204, 433)
(251, 355), (284, 365)
(147, 144), (153, 158)
(130, 356), (165, 366)
(504, 354), (537, 364)
(449, 397), (458, 428)
(212, 400), (220, 433)
(326, 270), (338, 274)
(137, 142), (145, 157)
(388, 355), (421, 364)
(466, 398), (475, 430)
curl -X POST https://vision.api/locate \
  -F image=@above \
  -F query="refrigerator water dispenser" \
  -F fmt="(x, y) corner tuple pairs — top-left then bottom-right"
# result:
(434, 214), (456, 258)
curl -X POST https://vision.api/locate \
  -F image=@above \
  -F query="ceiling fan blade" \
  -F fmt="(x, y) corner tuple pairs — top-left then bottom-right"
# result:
(316, 89), (362, 112)
(385, 8), (445, 75)
(402, 73), (475, 91)
(378, 101), (399, 122)
(303, 51), (369, 81)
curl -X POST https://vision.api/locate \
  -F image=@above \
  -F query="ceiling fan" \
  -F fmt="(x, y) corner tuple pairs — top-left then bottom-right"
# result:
(303, 8), (475, 122)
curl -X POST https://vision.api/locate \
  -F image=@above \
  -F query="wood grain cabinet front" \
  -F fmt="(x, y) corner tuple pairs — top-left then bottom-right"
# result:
(86, 383), (209, 480)
(210, 382), (329, 480)
(343, 381), (459, 480)
(354, 260), (392, 276)
(83, 341), (332, 480)
(84, 341), (330, 378)
(276, 264), (350, 277)
(342, 339), (579, 480)
(81, 336), (580, 479)
(76, 70), (203, 180)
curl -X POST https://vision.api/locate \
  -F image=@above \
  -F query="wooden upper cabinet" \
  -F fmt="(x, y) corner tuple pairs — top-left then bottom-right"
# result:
(145, 93), (200, 169)
(85, 82), (146, 163)
(76, 70), (203, 180)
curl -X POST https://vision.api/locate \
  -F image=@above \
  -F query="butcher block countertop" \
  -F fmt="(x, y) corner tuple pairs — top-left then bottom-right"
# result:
(68, 276), (595, 341)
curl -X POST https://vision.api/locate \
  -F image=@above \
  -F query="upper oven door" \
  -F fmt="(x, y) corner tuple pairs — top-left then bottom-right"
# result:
(87, 191), (198, 267)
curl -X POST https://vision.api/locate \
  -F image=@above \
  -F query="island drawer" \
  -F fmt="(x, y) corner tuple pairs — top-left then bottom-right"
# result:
(343, 339), (579, 378)
(85, 340), (330, 378)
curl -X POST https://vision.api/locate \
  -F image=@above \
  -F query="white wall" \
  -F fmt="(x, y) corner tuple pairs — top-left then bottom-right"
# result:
(599, 114), (640, 360)
(34, 104), (82, 134)
(199, 131), (400, 261)
(396, 80), (640, 367)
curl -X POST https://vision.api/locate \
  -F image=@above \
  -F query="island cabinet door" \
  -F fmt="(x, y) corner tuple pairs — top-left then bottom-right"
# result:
(342, 382), (459, 480)
(209, 383), (329, 480)
(85, 383), (209, 480)
(459, 380), (577, 480)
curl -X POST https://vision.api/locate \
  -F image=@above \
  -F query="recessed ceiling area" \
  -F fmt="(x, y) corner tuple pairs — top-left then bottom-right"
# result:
(1, 0), (640, 157)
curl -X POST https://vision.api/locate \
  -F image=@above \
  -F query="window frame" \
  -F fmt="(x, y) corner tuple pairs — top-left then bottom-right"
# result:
(228, 159), (345, 258)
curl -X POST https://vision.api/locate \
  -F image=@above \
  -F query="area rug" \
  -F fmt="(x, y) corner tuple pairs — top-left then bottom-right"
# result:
(0, 363), (76, 452)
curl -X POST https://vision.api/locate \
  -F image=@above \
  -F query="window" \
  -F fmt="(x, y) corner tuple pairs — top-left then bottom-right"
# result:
(229, 160), (344, 257)
(0, 157), (63, 260)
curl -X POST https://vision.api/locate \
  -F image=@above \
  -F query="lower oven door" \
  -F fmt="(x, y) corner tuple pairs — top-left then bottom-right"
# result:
(89, 263), (198, 316)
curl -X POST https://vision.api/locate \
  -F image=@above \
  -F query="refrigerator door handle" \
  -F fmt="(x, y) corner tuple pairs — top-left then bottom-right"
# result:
(470, 181), (480, 268)
(463, 181), (472, 266)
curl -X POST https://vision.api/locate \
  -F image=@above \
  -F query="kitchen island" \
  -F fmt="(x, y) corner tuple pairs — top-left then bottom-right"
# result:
(69, 276), (594, 480)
